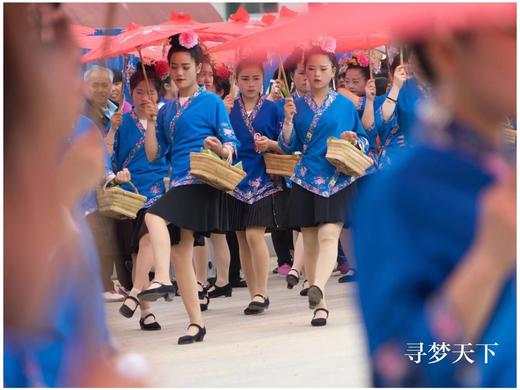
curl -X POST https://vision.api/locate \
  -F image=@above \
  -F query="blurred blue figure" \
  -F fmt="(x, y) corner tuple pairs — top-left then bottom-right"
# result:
(4, 116), (115, 387)
(353, 28), (516, 387)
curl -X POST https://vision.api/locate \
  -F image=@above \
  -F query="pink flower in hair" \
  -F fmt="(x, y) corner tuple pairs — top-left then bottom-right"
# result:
(356, 54), (370, 67)
(319, 36), (336, 54)
(179, 30), (199, 49)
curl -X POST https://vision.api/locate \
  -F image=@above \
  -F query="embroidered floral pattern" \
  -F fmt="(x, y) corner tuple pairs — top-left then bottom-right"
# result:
(122, 111), (146, 169)
(232, 181), (281, 204)
(238, 94), (266, 139)
(170, 174), (203, 188)
(169, 86), (204, 144)
(302, 89), (337, 153)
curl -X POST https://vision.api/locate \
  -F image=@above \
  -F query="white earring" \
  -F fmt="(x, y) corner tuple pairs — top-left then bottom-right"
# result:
(332, 78), (336, 90)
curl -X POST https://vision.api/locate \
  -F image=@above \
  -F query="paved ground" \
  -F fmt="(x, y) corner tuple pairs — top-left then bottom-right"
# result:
(106, 265), (372, 387)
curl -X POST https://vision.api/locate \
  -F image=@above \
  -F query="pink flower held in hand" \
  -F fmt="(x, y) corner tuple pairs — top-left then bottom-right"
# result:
(319, 36), (336, 54)
(179, 30), (199, 49)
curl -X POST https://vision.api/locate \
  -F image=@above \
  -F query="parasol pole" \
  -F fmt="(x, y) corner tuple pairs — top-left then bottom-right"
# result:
(229, 48), (239, 98)
(400, 47), (404, 66)
(385, 45), (391, 78)
(368, 49), (374, 79)
(277, 51), (290, 94)
(137, 47), (156, 121)
(119, 54), (127, 113)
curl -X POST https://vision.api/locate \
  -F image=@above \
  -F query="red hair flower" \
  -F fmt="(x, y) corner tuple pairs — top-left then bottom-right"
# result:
(215, 63), (231, 80)
(154, 60), (170, 81)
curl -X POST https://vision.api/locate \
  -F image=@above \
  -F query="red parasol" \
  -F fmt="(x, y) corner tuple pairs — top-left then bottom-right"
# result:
(81, 23), (202, 63)
(71, 23), (95, 37)
(209, 3), (515, 55)
(199, 6), (264, 37)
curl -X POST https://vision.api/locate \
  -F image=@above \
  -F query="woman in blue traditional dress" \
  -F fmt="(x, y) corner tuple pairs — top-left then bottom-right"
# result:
(336, 55), (408, 283)
(137, 32), (239, 345)
(352, 24), (516, 387)
(107, 63), (170, 331)
(223, 57), (284, 314)
(279, 38), (369, 326)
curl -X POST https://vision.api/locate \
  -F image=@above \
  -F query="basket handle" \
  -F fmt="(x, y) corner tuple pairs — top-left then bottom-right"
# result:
(103, 178), (140, 194)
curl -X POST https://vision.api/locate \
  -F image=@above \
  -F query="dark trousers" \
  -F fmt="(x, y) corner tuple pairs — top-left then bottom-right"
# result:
(86, 211), (133, 292)
(226, 231), (242, 283)
(271, 228), (293, 267)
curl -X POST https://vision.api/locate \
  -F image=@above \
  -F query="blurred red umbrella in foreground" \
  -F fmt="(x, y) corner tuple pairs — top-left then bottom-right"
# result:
(74, 34), (105, 50)
(209, 3), (515, 55)
(71, 23), (95, 37)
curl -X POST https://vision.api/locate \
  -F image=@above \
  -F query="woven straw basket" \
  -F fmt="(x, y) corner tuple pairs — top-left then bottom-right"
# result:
(326, 138), (373, 177)
(264, 153), (300, 177)
(96, 179), (147, 219)
(503, 125), (516, 145)
(190, 152), (247, 192)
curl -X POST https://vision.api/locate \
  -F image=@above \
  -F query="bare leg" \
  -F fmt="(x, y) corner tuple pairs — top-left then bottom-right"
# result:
(245, 227), (269, 301)
(171, 229), (203, 335)
(210, 234), (230, 287)
(133, 235), (154, 315)
(291, 231), (305, 274)
(144, 213), (172, 286)
(122, 235), (155, 321)
(340, 228), (356, 269)
(236, 231), (256, 299)
(313, 223), (343, 290)
(301, 227), (319, 285)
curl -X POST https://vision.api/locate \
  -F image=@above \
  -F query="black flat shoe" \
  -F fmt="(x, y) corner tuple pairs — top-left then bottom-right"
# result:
(208, 283), (232, 298)
(139, 313), (161, 331)
(300, 280), (309, 296)
(286, 269), (300, 289)
(138, 281), (175, 302)
(198, 282), (210, 312)
(178, 323), (206, 345)
(119, 295), (140, 318)
(244, 294), (270, 315)
(230, 279), (247, 288)
(311, 308), (329, 327)
(307, 285), (323, 309)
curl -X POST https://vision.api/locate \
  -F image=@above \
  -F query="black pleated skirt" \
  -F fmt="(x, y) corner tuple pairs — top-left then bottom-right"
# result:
(147, 184), (228, 243)
(272, 181), (292, 229)
(118, 207), (204, 255)
(286, 183), (356, 228)
(227, 193), (277, 231)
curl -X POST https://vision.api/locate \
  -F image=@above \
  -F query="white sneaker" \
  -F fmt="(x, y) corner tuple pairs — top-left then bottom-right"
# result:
(104, 290), (125, 302)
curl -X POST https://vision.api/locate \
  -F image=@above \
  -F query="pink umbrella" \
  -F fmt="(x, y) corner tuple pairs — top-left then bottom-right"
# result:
(74, 34), (105, 50)
(209, 3), (515, 55)
(81, 23), (201, 63)
(71, 23), (95, 37)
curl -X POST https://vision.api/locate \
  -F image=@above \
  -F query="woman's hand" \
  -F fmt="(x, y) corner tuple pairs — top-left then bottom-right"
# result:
(223, 94), (234, 114)
(255, 135), (272, 153)
(204, 136), (233, 163)
(144, 98), (158, 121)
(268, 79), (282, 102)
(340, 131), (358, 145)
(115, 168), (131, 184)
(393, 65), (407, 89)
(110, 111), (123, 131)
(284, 97), (296, 122)
(365, 79), (376, 102)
